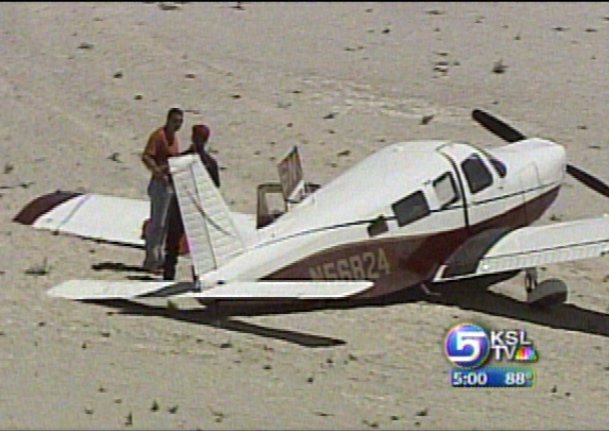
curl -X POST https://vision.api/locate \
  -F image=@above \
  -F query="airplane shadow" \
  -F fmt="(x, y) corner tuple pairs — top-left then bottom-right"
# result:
(84, 272), (609, 348)
(91, 261), (149, 273)
(91, 261), (158, 281)
(86, 299), (346, 348)
(426, 277), (609, 336)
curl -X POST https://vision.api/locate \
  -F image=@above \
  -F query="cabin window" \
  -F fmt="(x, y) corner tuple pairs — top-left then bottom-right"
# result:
(392, 191), (430, 227)
(433, 172), (459, 209)
(461, 154), (493, 194)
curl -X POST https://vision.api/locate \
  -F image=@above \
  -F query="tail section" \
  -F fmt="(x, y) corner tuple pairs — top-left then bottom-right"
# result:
(169, 154), (245, 276)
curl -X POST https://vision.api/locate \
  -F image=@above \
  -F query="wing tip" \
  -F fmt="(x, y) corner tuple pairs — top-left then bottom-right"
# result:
(14, 191), (82, 225)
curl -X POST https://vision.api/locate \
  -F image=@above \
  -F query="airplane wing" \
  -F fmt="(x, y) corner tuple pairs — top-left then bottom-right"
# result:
(47, 279), (373, 301)
(433, 216), (609, 282)
(13, 191), (258, 248)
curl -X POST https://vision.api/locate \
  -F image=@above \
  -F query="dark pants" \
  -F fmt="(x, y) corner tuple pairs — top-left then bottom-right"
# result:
(163, 195), (184, 280)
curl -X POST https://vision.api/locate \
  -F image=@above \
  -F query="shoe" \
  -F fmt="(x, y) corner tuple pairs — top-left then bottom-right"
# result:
(142, 262), (164, 275)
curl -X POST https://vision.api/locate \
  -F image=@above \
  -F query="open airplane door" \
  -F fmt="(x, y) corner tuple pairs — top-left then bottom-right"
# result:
(277, 146), (320, 206)
(277, 145), (305, 204)
(257, 146), (320, 228)
(256, 183), (287, 229)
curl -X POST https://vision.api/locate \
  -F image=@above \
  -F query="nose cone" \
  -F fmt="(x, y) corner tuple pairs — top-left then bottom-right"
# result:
(493, 138), (566, 184)
(529, 138), (566, 185)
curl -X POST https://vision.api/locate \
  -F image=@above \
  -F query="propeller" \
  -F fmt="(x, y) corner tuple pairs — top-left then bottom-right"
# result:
(565, 164), (609, 199)
(471, 108), (609, 199)
(471, 109), (526, 143)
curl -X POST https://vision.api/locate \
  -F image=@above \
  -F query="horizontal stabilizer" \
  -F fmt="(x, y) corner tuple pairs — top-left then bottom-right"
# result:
(47, 280), (196, 300)
(186, 281), (372, 300)
(47, 280), (372, 301)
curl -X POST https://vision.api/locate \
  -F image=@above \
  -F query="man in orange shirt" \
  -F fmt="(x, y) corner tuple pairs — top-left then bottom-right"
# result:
(141, 107), (183, 273)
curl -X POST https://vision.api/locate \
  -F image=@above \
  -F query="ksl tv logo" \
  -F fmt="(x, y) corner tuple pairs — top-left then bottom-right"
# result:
(444, 322), (539, 369)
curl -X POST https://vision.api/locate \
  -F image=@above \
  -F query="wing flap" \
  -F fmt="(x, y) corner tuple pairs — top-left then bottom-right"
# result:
(434, 216), (609, 282)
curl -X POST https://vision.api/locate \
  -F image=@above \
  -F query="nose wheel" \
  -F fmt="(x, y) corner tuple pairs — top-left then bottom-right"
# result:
(524, 268), (568, 308)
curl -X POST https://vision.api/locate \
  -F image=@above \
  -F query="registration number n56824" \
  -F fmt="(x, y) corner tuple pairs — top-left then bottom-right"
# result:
(308, 248), (390, 280)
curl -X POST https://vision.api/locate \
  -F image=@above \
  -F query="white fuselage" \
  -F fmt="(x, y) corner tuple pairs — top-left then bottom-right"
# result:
(202, 139), (566, 297)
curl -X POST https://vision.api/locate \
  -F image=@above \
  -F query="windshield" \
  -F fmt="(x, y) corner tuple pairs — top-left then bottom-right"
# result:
(473, 145), (507, 178)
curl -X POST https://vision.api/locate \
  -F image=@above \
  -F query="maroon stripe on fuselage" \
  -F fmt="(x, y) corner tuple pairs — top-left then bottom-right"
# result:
(262, 186), (560, 300)
(13, 191), (82, 225)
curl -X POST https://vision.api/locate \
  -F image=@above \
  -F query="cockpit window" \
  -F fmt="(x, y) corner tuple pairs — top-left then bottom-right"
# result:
(477, 147), (507, 178)
(392, 191), (430, 227)
(489, 157), (507, 178)
(461, 153), (493, 194)
(433, 172), (459, 209)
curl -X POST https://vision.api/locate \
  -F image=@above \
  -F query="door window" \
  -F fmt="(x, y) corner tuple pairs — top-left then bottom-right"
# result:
(461, 154), (493, 194)
(433, 172), (459, 209)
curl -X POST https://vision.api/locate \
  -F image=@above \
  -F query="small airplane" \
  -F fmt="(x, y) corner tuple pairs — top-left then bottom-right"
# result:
(14, 109), (609, 309)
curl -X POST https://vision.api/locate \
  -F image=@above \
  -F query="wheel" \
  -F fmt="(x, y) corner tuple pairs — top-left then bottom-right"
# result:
(527, 279), (568, 308)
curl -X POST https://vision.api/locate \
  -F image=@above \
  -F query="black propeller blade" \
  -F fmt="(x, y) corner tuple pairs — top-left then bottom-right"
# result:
(566, 164), (609, 199)
(472, 109), (527, 143)
(472, 108), (609, 199)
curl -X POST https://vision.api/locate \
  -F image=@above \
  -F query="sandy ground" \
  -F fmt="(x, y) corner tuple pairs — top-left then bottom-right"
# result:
(1, 2), (609, 429)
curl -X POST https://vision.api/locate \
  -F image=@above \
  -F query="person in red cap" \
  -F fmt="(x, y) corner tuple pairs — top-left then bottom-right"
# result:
(190, 124), (220, 187)
(162, 124), (220, 280)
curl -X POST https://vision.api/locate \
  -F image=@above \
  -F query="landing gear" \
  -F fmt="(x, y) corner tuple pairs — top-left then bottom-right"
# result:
(204, 300), (225, 328)
(524, 268), (538, 294)
(524, 268), (568, 308)
(420, 283), (441, 297)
